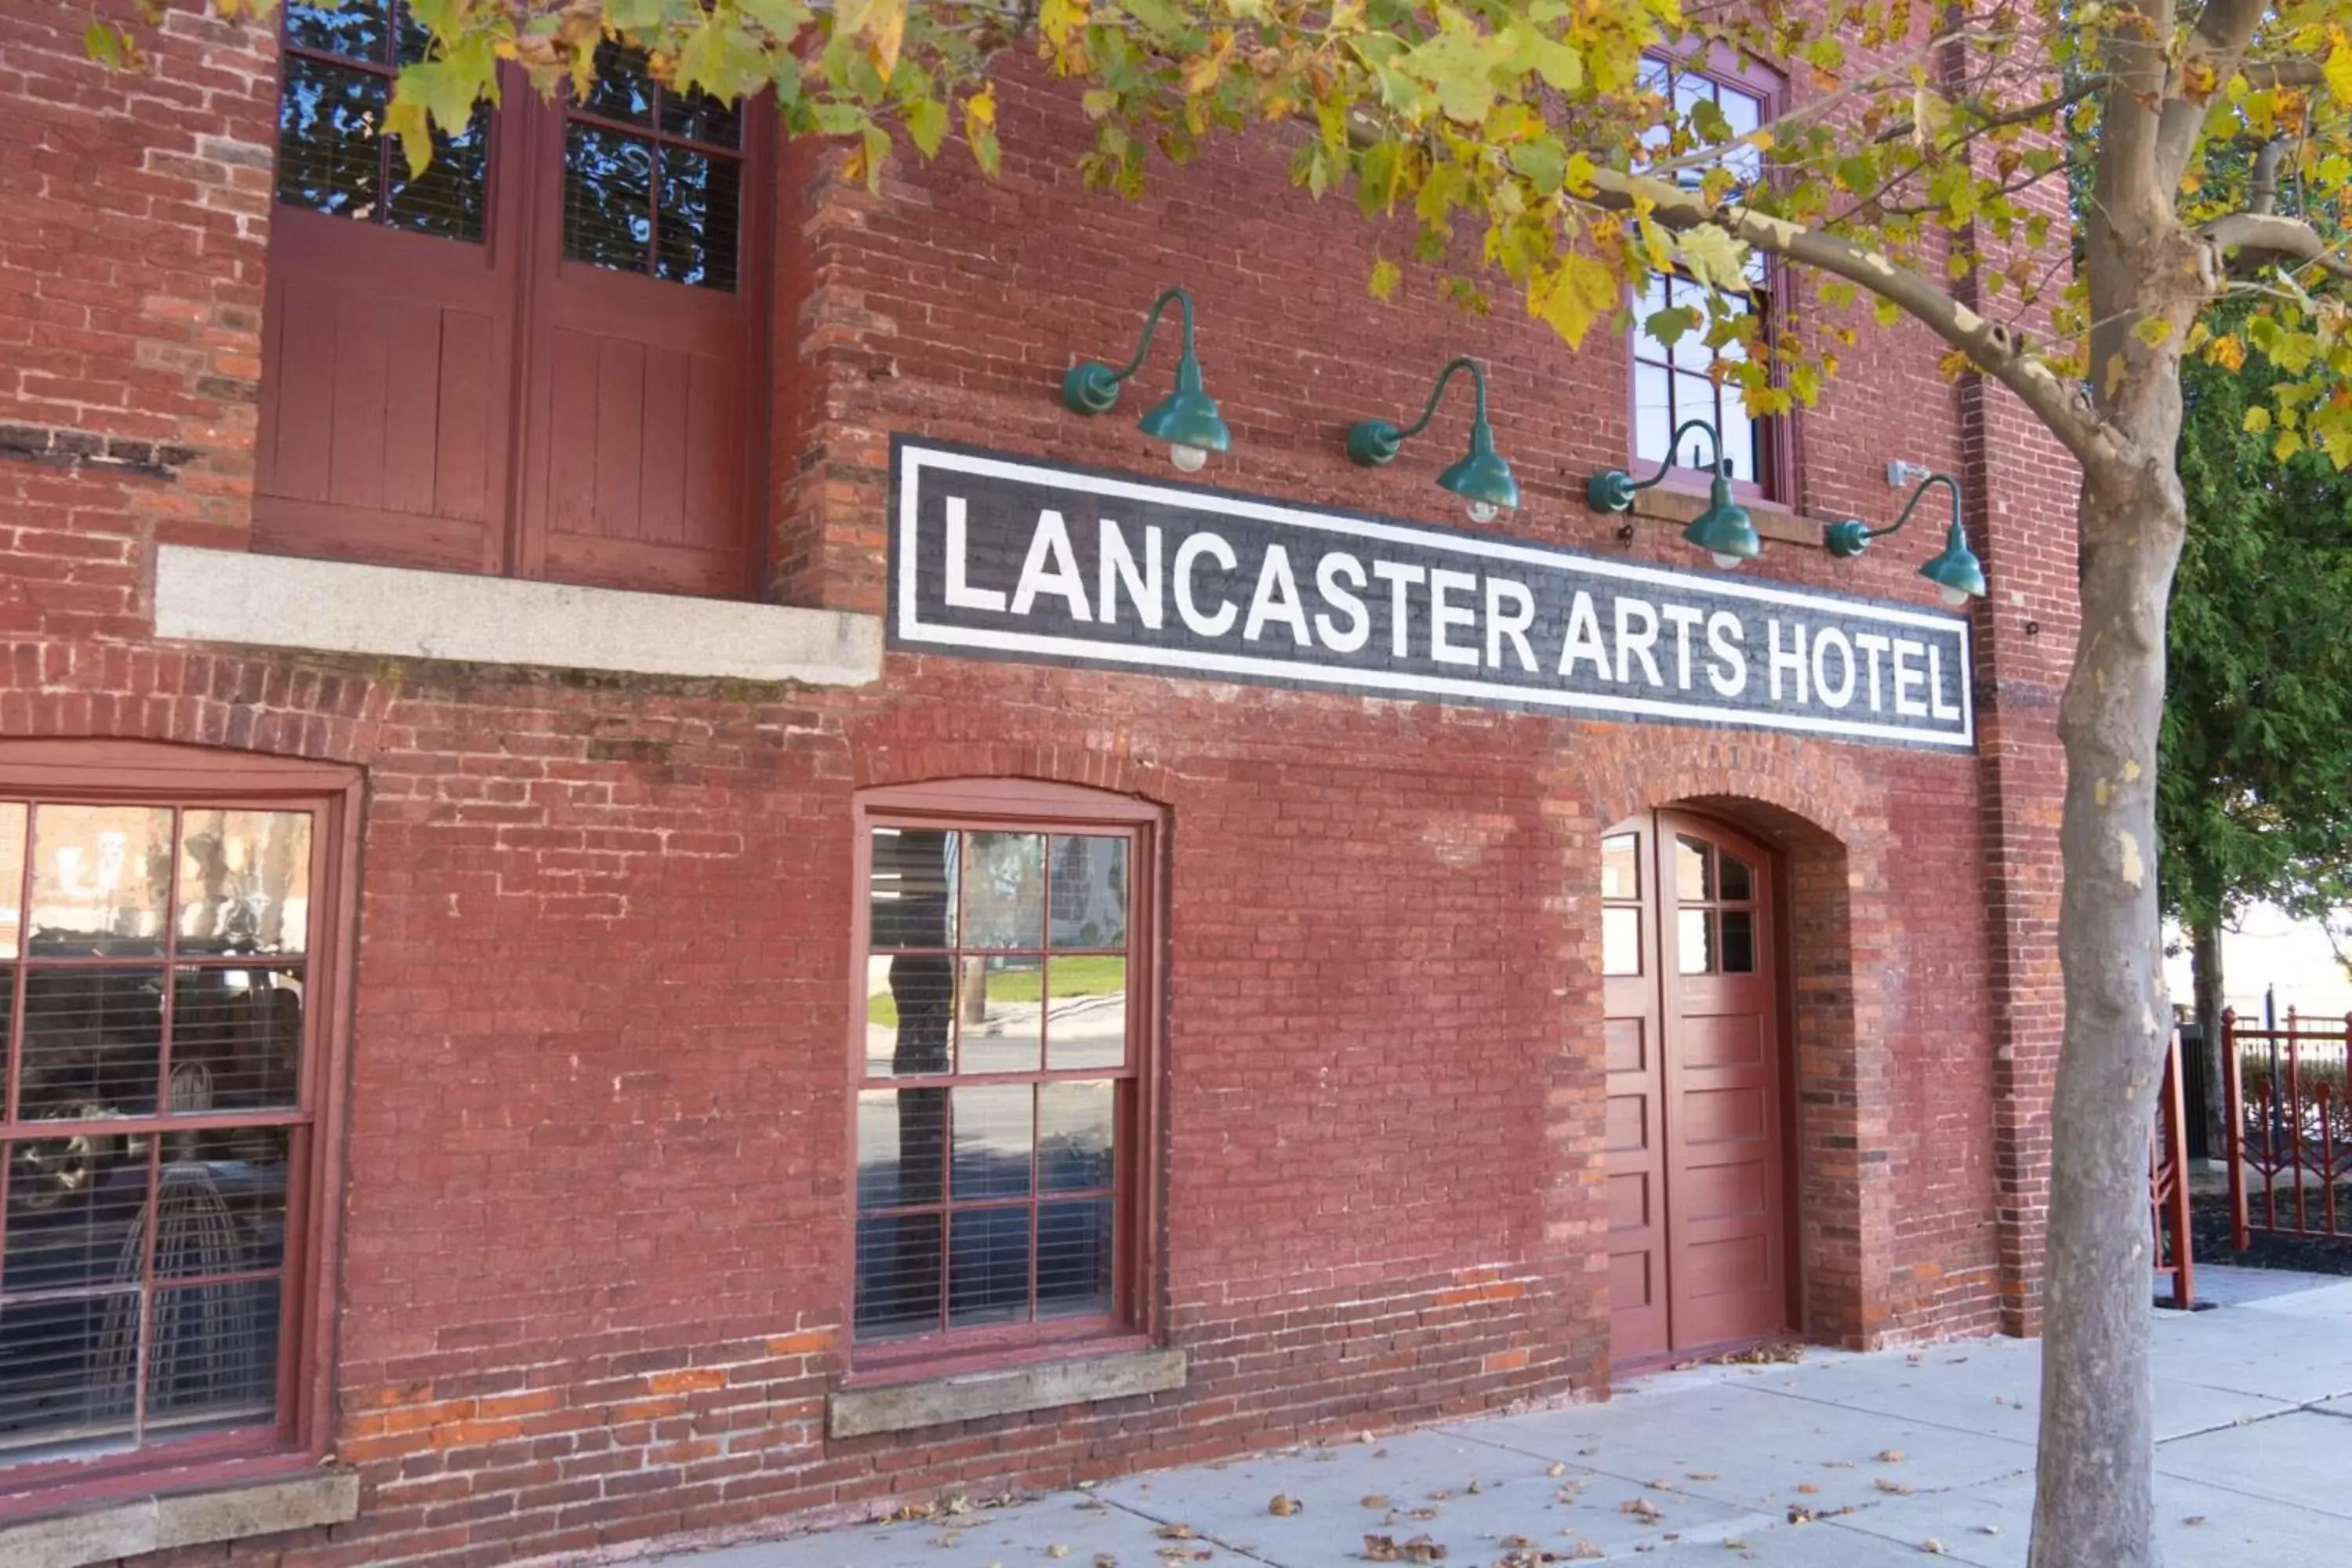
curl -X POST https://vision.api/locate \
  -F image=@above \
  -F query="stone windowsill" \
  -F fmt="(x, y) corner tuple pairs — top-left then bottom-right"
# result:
(151, 544), (883, 686)
(0, 1468), (358, 1568)
(829, 1346), (1188, 1439)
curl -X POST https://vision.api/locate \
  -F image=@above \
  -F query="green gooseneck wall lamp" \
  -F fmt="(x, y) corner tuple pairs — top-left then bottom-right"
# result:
(1584, 419), (1762, 569)
(1062, 285), (1231, 473)
(1821, 472), (1988, 607)
(1345, 357), (1520, 523)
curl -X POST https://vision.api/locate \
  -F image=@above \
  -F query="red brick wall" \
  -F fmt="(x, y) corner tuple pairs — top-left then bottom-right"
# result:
(0, 9), (2063, 1566)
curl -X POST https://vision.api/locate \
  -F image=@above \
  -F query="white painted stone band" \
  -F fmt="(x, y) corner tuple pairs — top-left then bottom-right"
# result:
(154, 545), (883, 686)
(829, 1347), (1188, 1438)
(0, 1470), (358, 1568)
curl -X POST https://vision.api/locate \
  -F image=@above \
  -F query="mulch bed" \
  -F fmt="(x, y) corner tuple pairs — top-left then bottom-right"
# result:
(2190, 1190), (2352, 1276)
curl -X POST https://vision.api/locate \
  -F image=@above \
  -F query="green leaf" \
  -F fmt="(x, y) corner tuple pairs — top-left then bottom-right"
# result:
(84, 21), (122, 70)
(905, 96), (948, 158)
(2243, 405), (2272, 434)
(1508, 137), (1566, 194)
(1369, 258), (1402, 302)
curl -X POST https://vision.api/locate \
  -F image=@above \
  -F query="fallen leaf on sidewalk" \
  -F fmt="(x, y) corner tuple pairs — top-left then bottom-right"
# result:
(1269, 1495), (1301, 1517)
(1152, 1525), (1195, 1540)
(1047, 1548), (1070, 1560)
(2183, 1515), (2207, 1526)
(1546, 1462), (1567, 1478)
(1362, 1534), (1449, 1562)
(1875, 1479), (1911, 1496)
(1361, 1495), (1391, 1508)
(1687, 1472), (1718, 1481)
(1621, 1497), (1664, 1522)
(1920, 1540), (1946, 1555)
(1877, 1450), (1907, 1463)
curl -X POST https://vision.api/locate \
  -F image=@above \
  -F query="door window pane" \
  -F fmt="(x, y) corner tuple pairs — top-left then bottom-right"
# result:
(1602, 906), (1642, 976)
(1675, 837), (1712, 903)
(655, 146), (740, 292)
(285, 0), (388, 60)
(1600, 833), (1640, 901)
(1720, 910), (1757, 974)
(1719, 854), (1754, 903)
(1677, 909), (1715, 975)
(563, 123), (655, 274)
(562, 45), (745, 292)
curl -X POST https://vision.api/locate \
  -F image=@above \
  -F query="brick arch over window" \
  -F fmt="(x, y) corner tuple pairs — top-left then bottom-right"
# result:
(1579, 757), (1896, 1352)
(850, 742), (1180, 812)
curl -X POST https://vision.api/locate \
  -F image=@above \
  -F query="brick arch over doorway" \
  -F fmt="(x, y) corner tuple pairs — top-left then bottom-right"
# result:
(1577, 760), (1898, 1354)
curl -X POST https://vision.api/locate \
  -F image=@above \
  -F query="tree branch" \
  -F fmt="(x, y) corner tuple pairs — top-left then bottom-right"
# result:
(2156, 0), (2275, 187)
(2199, 211), (2352, 285)
(1584, 166), (2119, 475)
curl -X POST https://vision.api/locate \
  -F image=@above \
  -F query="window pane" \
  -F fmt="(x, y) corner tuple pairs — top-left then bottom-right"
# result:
(1633, 362), (1673, 466)
(950, 1084), (1033, 1201)
(660, 84), (741, 147)
(178, 811), (311, 957)
(172, 967), (303, 1111)
(20, 968), (164, 1120)
(960, 957), (1044, 1075)
(1600, 833), (1640, 902)
(0, 802), (24, 958)
(1718, 395), (1758, 484)
(1675, 837), (1712, 902)
(1602, 906), (1642, 977)
(581, 40), (656, 125)
(563, 123), (654, 276)
(866, 953), (955, 1078)
(154, 1127), (292, 1277)
(29, 805), (172, 955)
(1049, 836), (1128, 951)
(4, 1138), (151, 1292)
(1719, 855), (1755, 903)
(964, 833), (1045, 949)
(146, 1276), (280, 1431)
(948, 1207), (1030, 1329)
(855, 1088), (945, 1210)
(655, 145), (739, 292)
(1038, 1199), (1113, 1319)
(869, 829), (957, 949)
(1721, 910), (1756, 974)
(1678, 909), (1715, 975)
(855, 1213), (942, 1339)
(1672, 375), (1721, 466)
(1039, 1080), (1114, 1192)
(285, 0), (389, 61)
(276, 53), (387, 221)
(385, 103), (488, 241)
(967, 960), (1042, 1071)
(1046, 956), (1127, 1071)
(0, 1290), (138, 1459)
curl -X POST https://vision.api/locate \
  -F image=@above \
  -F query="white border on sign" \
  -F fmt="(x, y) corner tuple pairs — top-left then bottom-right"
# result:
(894, 442), (1976, 750)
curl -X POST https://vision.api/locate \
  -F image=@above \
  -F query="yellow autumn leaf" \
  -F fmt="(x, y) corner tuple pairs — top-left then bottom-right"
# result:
(1675, 224), (1751, 292)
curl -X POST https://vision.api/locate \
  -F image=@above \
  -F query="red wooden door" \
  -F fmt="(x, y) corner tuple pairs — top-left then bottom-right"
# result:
(257, 24), (763, 598)
(1605, 812), (1789, 1361)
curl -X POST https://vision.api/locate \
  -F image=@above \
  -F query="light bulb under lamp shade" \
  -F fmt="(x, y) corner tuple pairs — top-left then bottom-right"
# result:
(1169, 443), (1209, 473)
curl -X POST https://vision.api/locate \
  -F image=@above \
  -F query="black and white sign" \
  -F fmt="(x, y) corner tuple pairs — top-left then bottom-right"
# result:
(890, 438), (1974, 750)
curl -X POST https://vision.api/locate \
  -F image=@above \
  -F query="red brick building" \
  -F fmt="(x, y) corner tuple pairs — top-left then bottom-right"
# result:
(0, 5), (2076, 1564)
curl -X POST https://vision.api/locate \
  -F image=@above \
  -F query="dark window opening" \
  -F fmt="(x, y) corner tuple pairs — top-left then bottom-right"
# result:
(562, 42), (742, 292)
(275, 1), (487, 242)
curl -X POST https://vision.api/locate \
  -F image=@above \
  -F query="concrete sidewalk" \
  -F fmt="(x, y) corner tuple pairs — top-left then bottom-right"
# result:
(658, 1267), (2352, 1567)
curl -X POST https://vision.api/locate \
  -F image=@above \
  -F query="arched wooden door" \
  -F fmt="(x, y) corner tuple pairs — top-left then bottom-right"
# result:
(1602, 811), (1791, 1362)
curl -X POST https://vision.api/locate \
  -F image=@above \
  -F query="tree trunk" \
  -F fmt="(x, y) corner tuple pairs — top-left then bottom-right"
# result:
(2027, 464), (2188, 1568)
(2190, 910), (2226, 1160)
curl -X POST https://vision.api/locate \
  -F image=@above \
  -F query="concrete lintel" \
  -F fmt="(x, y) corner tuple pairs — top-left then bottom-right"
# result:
(0, 1469), (359, 1568)
(829, 1348), (1188, 1439)
(153, 544), (883, 686)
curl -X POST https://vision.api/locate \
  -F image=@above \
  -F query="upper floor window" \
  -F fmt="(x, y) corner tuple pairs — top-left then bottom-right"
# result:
(853, 783), (1160, 1367)
(0, 746), (354, 1486)
(259, 9), (767, 601)
(1630, 56), (1784, 501)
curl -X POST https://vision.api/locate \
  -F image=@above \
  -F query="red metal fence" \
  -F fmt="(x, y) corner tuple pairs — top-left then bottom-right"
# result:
(2151, 1029), (2194, 1308)
(2224, 1008), (2352, 1247)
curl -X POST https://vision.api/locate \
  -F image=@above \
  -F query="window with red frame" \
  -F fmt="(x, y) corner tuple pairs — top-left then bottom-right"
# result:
(1631, 56), (1784, 499)
(855, 790), (1154, 1359)
(0, 782), (336, 1470)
